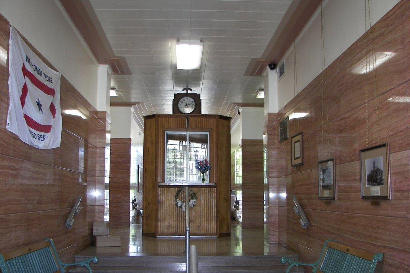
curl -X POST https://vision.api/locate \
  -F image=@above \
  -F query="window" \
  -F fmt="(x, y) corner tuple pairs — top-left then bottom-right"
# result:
(165, 131), (209, 183)
(278, 60), (285, 78)
(234, 148), (242, 185)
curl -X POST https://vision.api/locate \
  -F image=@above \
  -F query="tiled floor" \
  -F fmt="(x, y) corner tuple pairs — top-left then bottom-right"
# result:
(79, 222), (294, 257)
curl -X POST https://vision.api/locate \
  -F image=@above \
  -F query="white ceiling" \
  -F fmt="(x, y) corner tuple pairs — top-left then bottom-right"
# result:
(89, 0), (292, 115)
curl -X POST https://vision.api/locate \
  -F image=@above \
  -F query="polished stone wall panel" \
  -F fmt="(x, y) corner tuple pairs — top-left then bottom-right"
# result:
(0, 15), (106, 258)
(266, 1), (410, 272)
(109, 138), (131, 227)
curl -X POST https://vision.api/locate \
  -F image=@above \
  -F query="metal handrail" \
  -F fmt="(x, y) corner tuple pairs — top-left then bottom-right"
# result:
(185, 186), (190, 273)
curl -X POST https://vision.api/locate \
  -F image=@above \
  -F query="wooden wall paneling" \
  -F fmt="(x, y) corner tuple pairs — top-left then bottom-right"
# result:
(156, 115), (186, 184)
(190, 187), (217, 235)
(143, 115), (231, 236)
(216, 117), (231, 235)
(158, 187), (217, 236)
(109, 138), (131, 227)
(189, 116), (217, 184)
(158, 187), (185, 235)
(266, 2), (410, 272)
(86, 111), (107, 224)
(143, 116), (157, 234)
(0, 14), (105, 258)
(241, 139), (264, 229)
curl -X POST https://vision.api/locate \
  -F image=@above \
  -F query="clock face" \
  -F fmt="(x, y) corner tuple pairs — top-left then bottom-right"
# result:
(178, 96), (196, 114)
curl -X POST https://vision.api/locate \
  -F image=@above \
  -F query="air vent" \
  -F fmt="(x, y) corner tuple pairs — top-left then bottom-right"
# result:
(278, 61), (285, 78)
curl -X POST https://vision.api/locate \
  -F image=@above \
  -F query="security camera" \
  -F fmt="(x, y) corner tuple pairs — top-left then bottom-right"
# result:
(268, 63), (277, 70)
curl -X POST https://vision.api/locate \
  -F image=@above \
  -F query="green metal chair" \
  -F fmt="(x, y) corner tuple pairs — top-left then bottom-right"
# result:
(281, 240), (383, 273)
(0, 238), (98, 273)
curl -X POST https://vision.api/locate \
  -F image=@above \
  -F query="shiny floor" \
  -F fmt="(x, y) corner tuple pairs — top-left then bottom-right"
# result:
(79, 222), (294, 257)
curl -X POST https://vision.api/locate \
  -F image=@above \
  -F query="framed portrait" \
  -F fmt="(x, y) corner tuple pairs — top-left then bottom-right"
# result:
(279, 117), (289, 142)
(360, 144), (390, 199)
(318, 159), (335, 200)
(291, 133), (303, 167)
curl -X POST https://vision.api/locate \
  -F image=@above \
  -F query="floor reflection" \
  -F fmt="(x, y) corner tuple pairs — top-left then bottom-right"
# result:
(79, 222), (293, 257)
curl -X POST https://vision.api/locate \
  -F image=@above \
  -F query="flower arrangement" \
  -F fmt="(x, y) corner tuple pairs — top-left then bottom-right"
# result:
(195, 159), (211, 183)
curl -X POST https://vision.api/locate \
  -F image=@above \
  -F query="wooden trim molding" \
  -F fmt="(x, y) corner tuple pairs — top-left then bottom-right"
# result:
(245, 0), (322, 76)
(110, 101), (139, 107)
(59, 0), (131, 75)
(234, 103), (264, 108)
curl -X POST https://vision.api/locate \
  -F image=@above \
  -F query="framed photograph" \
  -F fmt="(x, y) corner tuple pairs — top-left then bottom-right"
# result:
(279, 117), (289, 142)
(291, 133), (303, 167)
(318, 159), (335, 200)
(360, 144), (390, 199)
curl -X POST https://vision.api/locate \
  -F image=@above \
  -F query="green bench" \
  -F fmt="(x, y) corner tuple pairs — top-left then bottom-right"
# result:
(281, 240), (383, 273)
(0, 238), (98, 273)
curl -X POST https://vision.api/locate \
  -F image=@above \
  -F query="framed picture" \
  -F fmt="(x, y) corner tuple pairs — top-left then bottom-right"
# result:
(279, 117), (289, 142)
(318, 159), (335, 200)
(291, 133), (303, 167)
(360, 144), (390, 199)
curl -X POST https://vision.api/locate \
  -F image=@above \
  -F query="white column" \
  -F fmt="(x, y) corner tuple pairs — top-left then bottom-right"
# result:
(96, 64), (112, 112)
(110, 107), (132, 138)
(264, 68), (279, 114)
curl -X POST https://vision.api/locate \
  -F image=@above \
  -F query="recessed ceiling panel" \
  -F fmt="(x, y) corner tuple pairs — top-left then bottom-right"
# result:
(90, 0), (292, 114)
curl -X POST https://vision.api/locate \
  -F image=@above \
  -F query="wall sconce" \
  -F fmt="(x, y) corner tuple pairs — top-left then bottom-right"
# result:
(63, 109), (87, 119)
(110, 87), (118, 97)
(256, 89), (264, 99)
(289, 112), (308, 120)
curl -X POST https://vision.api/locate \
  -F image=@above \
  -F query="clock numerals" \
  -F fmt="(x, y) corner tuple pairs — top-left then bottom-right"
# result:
(178, 96), (196, 114)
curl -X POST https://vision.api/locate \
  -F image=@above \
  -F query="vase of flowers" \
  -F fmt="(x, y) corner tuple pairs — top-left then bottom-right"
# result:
(195, 159), (211, 183)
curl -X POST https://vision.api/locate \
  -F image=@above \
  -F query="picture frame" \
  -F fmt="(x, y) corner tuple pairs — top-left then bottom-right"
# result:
(279, 117), (289, 142)
(291, 133), (303, 167)
(360, 144), (390, 199)
(318, 159), (335, 200)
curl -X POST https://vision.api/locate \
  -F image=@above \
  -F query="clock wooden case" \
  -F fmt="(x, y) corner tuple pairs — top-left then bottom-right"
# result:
(172, 93), (201, 114)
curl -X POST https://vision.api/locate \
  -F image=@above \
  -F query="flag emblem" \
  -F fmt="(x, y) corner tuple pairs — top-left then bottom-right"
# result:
(7, 27), (62, 149)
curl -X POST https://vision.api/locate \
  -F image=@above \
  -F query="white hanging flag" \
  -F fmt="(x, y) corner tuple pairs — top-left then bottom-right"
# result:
(7, 27), (62, 149)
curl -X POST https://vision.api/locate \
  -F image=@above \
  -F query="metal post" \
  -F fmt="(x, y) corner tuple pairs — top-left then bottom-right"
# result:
(185, 186), (190, 273)
(190, 245), (198, 273)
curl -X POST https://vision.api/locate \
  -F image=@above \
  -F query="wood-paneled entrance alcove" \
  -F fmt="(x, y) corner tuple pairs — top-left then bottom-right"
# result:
(143, 114), (231, 236)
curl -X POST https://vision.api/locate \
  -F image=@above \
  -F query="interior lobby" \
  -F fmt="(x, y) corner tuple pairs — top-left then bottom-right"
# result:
(0, 0), (408, 272)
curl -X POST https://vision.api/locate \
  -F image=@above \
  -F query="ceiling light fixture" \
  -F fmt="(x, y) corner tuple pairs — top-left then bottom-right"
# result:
(256, 89), (264, 99)
(110, 87), (118, 97)
(63, 109), (87, 119)
(176, 40), (203, 70)
(289, 112), (309, 120)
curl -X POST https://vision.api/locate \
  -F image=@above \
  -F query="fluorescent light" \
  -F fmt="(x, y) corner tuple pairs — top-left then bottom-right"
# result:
(256, 89), (264, 98)
(0, 46), (7, 66)
(176, 40), (203, 70)
(352, 52), (395, 74)
(289, 112), (308, 120)
(388, 96), (410, 103)
(63, 109), (87, 119)
(110, 87), (118, 97)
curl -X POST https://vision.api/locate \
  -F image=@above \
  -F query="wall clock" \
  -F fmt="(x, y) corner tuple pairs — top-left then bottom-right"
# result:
(173, 90), (201, 114)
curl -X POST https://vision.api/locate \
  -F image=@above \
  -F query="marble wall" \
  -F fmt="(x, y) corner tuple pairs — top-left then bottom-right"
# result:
(267, 1), (409, 272)
(109, 138), (131, 227)
(0, 15), (106, 257)
(241, 139), (264, 229)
